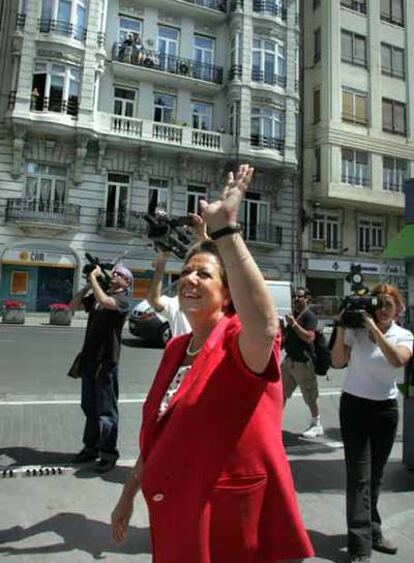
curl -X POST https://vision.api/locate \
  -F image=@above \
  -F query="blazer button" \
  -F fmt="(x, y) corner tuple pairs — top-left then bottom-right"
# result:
(152, 493), (164, 502)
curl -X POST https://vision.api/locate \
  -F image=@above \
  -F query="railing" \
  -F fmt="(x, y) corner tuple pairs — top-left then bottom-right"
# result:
(38, 18), (87, 41)
(8, 91), (16, 109)
(192, 129), (221, 150)
(112, 44), (224, 85)
(241, 222), (283, 245)
(250, 135), (285, 153)
(342, 112), (368, 126)
(253, 0), (287, 20)
(340, 0), (367, 14)
(16, 13), (26, 30)
(229, 65), (242, 80)
(97, 209), (148, 237)
(6, 199), (81, 225)
(383, 182), (403, 192)
(97, 31), (105, 47)
(111, 115), (143, 136)
(153, 123), (183, 144)
(341, 175), (369, 186)
(251, 68), (287, 87)
(182, 0), (227, 11)
(30, 96), (79, 117)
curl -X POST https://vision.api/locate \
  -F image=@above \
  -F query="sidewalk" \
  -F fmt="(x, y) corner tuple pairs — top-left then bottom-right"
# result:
(2, 312), (88, 329)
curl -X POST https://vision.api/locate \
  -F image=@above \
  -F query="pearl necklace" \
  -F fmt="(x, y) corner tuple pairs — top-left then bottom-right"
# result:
(186, 337), (202, 356)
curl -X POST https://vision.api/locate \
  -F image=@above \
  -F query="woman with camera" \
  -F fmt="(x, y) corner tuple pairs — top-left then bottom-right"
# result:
(111, 164), (314, 562)
(331, 284), (413, 562)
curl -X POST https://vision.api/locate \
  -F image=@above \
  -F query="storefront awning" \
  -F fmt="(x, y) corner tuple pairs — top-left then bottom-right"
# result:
(382, 224), (414, 259)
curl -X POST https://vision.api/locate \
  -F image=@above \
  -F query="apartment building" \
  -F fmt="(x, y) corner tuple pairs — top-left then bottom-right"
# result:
(0, 0), (300, 311)
(301, 0), (413, 309)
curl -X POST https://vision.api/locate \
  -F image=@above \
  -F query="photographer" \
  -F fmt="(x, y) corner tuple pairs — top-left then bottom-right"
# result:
(69, 263), (132, 473)
(331, 284), (413, 562)
(147, 213), (208, 337)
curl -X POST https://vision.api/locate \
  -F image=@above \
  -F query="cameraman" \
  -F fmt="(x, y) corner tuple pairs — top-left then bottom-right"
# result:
(69, 263), (132, 473)
(147, 213), (208, 337)
(331, 284), (413, 562)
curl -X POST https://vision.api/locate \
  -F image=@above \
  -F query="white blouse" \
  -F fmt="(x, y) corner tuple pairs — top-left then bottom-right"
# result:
(158, 365), (191, 418)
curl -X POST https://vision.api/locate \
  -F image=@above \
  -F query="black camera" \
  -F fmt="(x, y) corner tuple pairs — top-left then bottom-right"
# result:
(82, 253), (114, 291)
(144, 210), (193, 259)
(339, 264), (383, 329)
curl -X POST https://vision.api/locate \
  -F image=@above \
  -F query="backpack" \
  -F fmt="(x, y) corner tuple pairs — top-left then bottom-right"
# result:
(312, 329), (331, 376)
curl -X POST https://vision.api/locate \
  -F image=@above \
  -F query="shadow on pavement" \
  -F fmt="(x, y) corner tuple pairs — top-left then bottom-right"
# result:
(122, 337), (162, 349)
(0, 513), (151, 559)
(307, 530), (348, 563)
(74, 463), (131, 484)
(0, 446), (72, 468)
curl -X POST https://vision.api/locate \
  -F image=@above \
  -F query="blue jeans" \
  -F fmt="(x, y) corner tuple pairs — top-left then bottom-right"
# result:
(81, 358), (119, 458)
(340, 392), (398, 557)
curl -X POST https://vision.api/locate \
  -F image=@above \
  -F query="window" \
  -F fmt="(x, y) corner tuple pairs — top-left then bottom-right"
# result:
(380, 0), (404, 27)
(252, 37), (286, 87)
(340, 0), (367, 14)
(313, 147), (321, 182)
(313, 0), (320, 10)
(312, 213), (340, 251)
(313, 89), (320, 124)
(186, 185), (206, 215)
(251, 106), (284, 152)
(313, 28), (321, 63)
(191, 101), (212, 130)
(229, 101), (240, 141)
(253, 0), (286, 19)
(158, 25), (179, 72)
(113, 87), (135, 117)
(383, 157), (407, 192)
(341, 30), (367, 67)
(381, 43), (405, 79)
(106, 173), (129, 228)
(382, 98), (406, 135)
(341, 149), (369, 186)
(148, 178), (169, 213)
(153, 93), (175, 123)
(31, 62), (80, 115)
(118, 15), (142, 43)
(25, 162), (67, 213)
(238, 192), (270, 242)
(342, 89), (368, 125)
(358, 218), (384, 253)
(40, 0), (87, 41)
(193, 35), (215, 81)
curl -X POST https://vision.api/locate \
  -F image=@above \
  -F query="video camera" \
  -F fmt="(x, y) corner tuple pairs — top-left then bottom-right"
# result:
(82, 253), (114, 291)
(144, 209), (193, 259)
(339, 264), (383, 329)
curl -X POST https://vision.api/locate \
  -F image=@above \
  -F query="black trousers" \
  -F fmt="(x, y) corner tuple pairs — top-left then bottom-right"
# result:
(339, 391), (398, 557)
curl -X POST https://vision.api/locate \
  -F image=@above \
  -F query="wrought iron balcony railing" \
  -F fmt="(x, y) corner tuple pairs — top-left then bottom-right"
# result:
(112, 44), (224, 85)
(241, 222), (283, 245)
(340, 0), (367, 14)
(250, 135), (285, 153)
(251, 68), (287, 87)
(253, 0), (287, 20)
(97, 209), (148, 237)
(6, 199), (81, 225)
(183, 0), (227, 11)
(341, 175), (369, 186)
(16, 13), (26, 30)
(38, 18), (87, 41)
(30, 96), (79, 116)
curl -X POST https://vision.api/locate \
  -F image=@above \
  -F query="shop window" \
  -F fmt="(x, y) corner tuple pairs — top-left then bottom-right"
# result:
(10, 271), (28, 295)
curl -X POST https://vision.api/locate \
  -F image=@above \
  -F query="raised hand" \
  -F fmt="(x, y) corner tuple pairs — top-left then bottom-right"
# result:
(187, 213), (208, 241)
(199, 164), (254, 233)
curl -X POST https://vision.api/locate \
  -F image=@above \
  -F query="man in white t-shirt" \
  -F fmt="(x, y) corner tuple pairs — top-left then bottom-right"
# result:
(147, 214), (208, 337)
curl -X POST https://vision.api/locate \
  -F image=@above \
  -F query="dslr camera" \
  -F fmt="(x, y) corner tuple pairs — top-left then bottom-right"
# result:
(144, 209), (193, 259)
(339, 264), (383, 329)
(82, 252), (114, 291)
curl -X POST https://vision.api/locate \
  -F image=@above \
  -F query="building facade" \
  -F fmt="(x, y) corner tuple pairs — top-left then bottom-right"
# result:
(0, 0), (300, 311)
(301, 0), (413, 312)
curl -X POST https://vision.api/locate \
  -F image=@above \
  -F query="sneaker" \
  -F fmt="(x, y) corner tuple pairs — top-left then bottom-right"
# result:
(94, 457), (117, 474)
(301, 421), (324, 438)
(373, 536), (397, 555)
(72, 447), (98, 464)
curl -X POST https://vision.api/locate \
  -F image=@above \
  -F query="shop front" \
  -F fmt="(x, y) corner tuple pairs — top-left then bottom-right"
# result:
(0, 246), (77, 311)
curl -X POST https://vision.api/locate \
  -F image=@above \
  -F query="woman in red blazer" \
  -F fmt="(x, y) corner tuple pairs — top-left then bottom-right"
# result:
(111, 164), (314, 562)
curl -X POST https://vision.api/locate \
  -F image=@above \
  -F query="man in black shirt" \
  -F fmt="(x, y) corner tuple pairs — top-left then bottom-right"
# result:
(282, 287), (323, 438)
(70, 263), (132, 472)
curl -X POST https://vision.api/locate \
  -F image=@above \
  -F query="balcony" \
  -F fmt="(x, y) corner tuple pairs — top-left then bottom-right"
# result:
(38, 18), (87, 42)
(30, 96), (79, 117)
(97, 209), (148, 240)
(6, 199), (80, 236)
(253, 0), (287, 20)
(183, 0), (227, 11)
(250, 135), (285, 154)
(112, 44), (223, 87)
(340, 0), (367, 14)
(241, 222), (283, 246)
(251, 68), (287, 88)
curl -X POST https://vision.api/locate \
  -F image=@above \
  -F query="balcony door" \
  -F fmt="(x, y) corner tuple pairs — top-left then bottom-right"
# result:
(194, 35), (214, 81)
(239, 194), (269, 241)
(158, 26), (179, 72)
(106, 173), (129, 228)
(25, 163), (67, 213)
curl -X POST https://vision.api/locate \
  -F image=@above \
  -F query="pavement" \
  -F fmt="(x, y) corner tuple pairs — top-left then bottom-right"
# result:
(1, 316), (414, 562)
(0, 311), (89, 329)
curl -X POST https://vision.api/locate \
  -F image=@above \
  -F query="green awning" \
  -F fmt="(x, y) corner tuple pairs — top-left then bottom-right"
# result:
(382, 224), (414, 259)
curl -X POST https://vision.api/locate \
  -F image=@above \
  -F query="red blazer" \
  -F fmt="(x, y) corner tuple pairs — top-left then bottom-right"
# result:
(140, 314), (314, 563)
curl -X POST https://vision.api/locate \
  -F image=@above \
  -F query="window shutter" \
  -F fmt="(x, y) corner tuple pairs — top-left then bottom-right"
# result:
(355, 94), (366, 123)
(382, 99), (393, 131)
(342, 91), (353, 120)
(394, 102), (406, 134)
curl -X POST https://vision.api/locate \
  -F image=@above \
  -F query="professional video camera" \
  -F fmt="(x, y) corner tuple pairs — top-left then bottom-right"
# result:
(144, 208), (193, 259)
(339, 264), (383, 329)
(82, 252), (114, 291)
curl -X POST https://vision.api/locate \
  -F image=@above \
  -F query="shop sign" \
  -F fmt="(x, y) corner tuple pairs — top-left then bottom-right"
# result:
(2, 249), (76, 267)
(307, 258), (405, 276)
